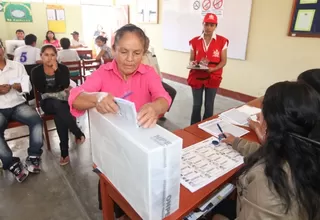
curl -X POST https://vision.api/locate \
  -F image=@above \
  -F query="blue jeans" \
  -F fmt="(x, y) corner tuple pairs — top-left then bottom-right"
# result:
(191, 87), (217, 125)
(0, 104), (43, 170)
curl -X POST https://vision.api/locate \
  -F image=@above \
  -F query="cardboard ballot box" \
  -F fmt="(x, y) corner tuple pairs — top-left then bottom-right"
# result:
(89, 109), (183, 220)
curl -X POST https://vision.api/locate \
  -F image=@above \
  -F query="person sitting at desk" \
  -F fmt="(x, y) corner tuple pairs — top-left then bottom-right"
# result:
(43, 30), (60, 48)
(189, 13), (228, 125)
(31, 45), (85, 166)
(211, 81), (320, 220)
(14, 34), (42, 65)
(14, 29), (25, 40)
(70, 31), (86, 48)
(68, 24), (171, 220)
(95, 36), (113, 61)
(0, 40), (43, 183)
(57, 38), (81, 79)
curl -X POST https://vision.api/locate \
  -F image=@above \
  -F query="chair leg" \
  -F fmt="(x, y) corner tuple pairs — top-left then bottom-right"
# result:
(43, 120), (51, 151)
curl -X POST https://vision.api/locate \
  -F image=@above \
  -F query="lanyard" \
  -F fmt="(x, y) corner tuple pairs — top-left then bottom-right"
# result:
(202, 38), (212, 58)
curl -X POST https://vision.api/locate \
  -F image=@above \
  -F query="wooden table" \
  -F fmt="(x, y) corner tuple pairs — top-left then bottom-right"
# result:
(97, 129), (242, 220)
(184, 97), (263, 141)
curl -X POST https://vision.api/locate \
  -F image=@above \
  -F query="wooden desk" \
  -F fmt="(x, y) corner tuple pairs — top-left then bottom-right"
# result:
(97, 129), (240, 220)
(184, 97), (263, 141)
(75, 48), (93, 58)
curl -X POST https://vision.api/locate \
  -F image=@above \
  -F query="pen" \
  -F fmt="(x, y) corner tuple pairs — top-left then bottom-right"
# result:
(217, 123), (227, 139)
(121, 91), (133, 99)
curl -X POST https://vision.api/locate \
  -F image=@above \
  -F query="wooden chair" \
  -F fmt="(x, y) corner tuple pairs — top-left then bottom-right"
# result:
(24, 64), (40, 102)
(82, 59), (102, 80)
(6, 121), (30, 142)
(33, 88), (55, 151)
(61, 60), (83, 84)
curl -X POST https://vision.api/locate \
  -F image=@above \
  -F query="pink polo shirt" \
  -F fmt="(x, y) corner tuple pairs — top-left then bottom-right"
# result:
(43, 39), (60, 48)
(68, 60), (172, 117)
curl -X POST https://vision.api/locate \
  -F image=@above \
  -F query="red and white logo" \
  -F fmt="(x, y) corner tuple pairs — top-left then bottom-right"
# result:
(213, 49), (220, 57)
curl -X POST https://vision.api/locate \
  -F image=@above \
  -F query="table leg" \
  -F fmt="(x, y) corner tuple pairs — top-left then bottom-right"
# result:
(100, 178), (115, 220)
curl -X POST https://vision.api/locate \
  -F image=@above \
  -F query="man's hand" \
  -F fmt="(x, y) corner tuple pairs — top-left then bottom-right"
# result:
(0, 84), (11, 94)
(96, 94), (119, 114)
(12, 83), (22, 92)
(137, 103), (158, 128)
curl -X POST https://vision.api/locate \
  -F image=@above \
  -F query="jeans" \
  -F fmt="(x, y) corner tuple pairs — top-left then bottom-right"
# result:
(41, 98), (83, 157)
(0, 104), (43, 170)
(191, 87), (217, 125)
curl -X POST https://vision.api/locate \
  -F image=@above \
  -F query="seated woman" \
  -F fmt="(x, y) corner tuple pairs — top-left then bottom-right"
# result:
(31, 45), (85, 166)
(141, 37), (177, 115)
(211, 81), (320, 220)
(43, 31), (60, 48)
(68, 24), (171, 220)
(224, 68), (320, 154)
(95, 36), (113, 61)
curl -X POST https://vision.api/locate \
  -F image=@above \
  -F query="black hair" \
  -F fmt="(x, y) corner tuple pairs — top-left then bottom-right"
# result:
(60, 38), (71, 49)
(297, 69), (320, 95)
(95, 36), (107, 44)
(46, 30), (57, 41)
(0, 39), (4, 49)
(41, 44), (57, 55)
(240, 81), (320, 219)
(112, 24), (148, 53)
(16, 29), (24, 34)
(24, 34), (37, 46)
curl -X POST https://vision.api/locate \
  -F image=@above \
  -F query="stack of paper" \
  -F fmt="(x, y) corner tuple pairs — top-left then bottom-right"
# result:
(237, 105), (261, 116)
(219, 108), (250, 126)
(198, 118), (249, 138)
(180, 137), (244, 193)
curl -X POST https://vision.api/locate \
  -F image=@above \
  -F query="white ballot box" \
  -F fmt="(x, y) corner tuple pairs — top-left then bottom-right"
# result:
(89, 109), (183, 220)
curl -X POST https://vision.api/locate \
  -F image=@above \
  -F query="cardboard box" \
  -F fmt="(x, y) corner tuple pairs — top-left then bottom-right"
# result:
(89, 109), (182, 220)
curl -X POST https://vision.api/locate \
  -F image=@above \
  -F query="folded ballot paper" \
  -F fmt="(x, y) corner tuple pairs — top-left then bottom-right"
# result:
(89, 105), (183, 220)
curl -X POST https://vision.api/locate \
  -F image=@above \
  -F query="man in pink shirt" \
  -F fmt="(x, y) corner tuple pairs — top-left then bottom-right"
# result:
(68, 24), (171, 220)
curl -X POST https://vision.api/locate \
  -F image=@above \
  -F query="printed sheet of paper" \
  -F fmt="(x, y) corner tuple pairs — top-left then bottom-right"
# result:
(114, 98), (138, 127)
(236, 105), (261, 116)
(219, 108), (250, 126)
(198, 118), (249, 137)
(300, 0), (318, 4)
(294, 9), (316, 31)
(181, 137), (243, 192)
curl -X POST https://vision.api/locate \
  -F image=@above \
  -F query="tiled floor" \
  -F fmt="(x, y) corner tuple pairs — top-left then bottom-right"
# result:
(0, 80), (243, 220)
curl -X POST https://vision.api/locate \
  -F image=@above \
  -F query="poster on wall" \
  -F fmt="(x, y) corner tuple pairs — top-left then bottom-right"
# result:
(3, 2), (33, 22)
(46, 5), (66, 33)
(136, 0), (159, 23)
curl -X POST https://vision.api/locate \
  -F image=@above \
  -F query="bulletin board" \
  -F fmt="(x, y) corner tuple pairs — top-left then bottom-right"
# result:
(46, 4), (66, 33)
(288, 0), (320, 38)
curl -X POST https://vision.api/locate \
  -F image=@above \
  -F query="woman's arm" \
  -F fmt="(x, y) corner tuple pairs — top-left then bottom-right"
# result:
(208, 49), (227, 73)
(95, 49), (105, 60)
(189, 49), (195, 62)
(57, 64), (70, 89)
(68, 68), (104, 117)
(31, 66), (46, 93)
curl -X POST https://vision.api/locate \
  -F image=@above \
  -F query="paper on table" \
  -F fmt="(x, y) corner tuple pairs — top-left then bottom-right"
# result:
(219, 108), (250, 126)
(237, 105), (261, 116)
(180, 137), (243, 192)
(198, 118), (249, 137)
(114, 97), (138, 127)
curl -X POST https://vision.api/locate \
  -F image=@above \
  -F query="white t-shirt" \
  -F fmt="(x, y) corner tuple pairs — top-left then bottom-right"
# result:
(57, 49), (80, 63)
(71, 39), (85, 47)
(13, 45), (41, 65)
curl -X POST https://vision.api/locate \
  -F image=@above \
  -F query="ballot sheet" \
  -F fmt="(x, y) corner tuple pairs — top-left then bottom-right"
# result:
(181, 137), (243, 192)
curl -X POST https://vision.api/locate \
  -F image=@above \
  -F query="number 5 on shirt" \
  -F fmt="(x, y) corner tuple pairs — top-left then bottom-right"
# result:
(20, 52), (27, 63)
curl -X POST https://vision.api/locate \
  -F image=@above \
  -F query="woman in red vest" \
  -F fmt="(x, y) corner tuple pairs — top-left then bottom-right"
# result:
(189, 13), (228, 124)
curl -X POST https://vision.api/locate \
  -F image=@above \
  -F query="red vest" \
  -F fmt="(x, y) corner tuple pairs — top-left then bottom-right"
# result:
(188, 34), (228, 89)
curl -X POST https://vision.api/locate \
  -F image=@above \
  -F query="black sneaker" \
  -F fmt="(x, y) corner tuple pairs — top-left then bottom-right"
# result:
(9, 161), (29, 183)
(25, 156), (41, 173)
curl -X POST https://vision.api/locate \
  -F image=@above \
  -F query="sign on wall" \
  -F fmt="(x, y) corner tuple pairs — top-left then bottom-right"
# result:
(46, 5), (66, 33)
(3, 2), (33, 22)
(136, 0), (159, 23)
